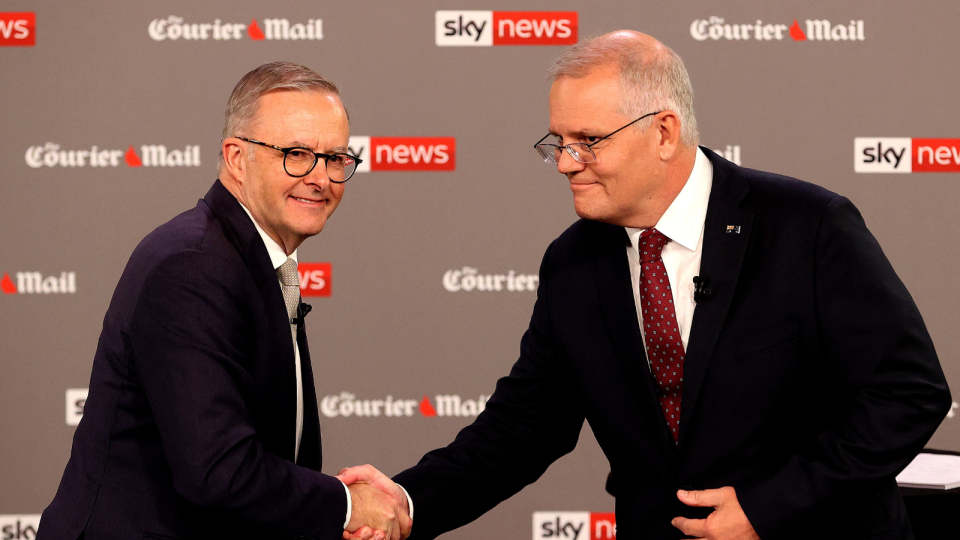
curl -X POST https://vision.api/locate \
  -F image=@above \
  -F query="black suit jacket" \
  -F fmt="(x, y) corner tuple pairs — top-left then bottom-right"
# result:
(393, 149), (951, 540)
(38, 181), (346, 540)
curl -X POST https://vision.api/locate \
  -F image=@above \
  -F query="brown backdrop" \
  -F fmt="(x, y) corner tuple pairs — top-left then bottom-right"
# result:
(2, 1), (958, 538)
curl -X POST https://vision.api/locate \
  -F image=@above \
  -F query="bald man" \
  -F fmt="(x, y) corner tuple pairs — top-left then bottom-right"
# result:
(340, 32), (949, 540)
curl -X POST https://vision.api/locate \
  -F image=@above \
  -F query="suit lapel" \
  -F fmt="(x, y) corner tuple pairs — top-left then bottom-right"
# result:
(678, 150), (753, 444)
(297, 320), (322, 470)
(592, 222), (678, 460)
(203, 180), (300, 461)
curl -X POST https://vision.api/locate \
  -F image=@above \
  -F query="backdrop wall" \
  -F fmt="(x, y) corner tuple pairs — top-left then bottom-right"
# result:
(2, 1), (958, 538)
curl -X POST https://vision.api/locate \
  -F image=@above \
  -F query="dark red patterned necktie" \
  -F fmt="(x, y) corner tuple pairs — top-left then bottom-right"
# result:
(638, 229), (684, 442)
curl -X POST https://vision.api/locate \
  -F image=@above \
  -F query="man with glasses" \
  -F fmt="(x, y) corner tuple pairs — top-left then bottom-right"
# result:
(39, 62), (409, 540)
(340, 32), (950, 540)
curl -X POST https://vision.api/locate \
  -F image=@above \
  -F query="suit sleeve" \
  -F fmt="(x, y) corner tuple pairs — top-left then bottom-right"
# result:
(737, 196), (952, 538)
(130, 250), (347, 540)
(393, 241), (586, 540)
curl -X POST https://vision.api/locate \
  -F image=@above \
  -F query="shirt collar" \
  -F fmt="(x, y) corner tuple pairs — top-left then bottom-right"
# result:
(626, 147), (713, 253)
(237, 201), (297, 270)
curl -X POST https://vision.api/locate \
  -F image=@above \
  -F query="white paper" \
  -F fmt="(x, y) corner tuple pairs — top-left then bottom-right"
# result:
(896, 453), (960, 490)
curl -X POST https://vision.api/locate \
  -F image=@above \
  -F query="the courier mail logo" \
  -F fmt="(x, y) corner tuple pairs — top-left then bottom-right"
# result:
(149, 16), (322, 41)
(855, 137), (960, 173)
(26, 143), (201, 168)
(348, 136), (455, 172)
(2, 271), (76, 294)
(436, 11), (577, 46)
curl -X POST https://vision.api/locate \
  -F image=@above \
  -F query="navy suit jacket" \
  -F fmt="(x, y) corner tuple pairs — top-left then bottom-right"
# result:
(393, 149), (952, 540)
(39, 180), (347, 540)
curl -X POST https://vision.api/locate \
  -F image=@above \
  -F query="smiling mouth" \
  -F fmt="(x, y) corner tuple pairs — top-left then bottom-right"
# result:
(292, 196), (324, 205)
(566, 172), (596, 185)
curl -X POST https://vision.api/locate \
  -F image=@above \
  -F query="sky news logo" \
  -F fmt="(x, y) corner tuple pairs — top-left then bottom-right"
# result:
(691, 16), (864, 42)
(298, 262), (331, 297)
(149, 16), (322, 41)
(855, 138), (960, 173)
(533, 512), (616, 540)
(2, 272), (76, 295)
(436, 11), (577, 46)
(321, 392), (488, 418)
(0, 515), (41, 540)
(25, 143), (200, 168)
(0, 12), (34, 46)
(348, 136), (455, 172)
(66, 388), (87, 426)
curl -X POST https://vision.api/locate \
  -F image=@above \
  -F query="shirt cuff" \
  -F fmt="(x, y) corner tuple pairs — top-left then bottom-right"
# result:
(341, 479), (352, 529)
(397, 484), (414, 520)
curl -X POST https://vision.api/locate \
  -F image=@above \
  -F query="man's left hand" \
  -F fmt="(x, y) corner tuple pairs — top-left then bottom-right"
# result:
(672, 487), (759, 540)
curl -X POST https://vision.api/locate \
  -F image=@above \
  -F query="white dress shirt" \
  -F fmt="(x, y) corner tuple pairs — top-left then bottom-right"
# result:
(626, 147), (713, 357)
(238, 203), (305, 461)
(237, 203), (354, 527)
(403, 152), (710, 524)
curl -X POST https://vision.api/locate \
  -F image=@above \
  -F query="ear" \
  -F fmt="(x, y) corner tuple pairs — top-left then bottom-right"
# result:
(656, 111), (683, 161)
(222, 137), (246, 183)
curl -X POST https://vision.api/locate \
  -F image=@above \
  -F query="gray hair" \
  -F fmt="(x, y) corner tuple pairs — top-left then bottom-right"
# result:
(549, 36), (699, 147)
(218, 61), (341, 169)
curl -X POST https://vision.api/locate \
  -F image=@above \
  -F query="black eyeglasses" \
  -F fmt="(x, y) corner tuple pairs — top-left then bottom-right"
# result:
(534, 111), (663, 164)
(236, 137), (362, 183)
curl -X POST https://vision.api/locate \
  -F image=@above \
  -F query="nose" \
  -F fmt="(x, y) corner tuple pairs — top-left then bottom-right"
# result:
(556, 146), (586, 176)
(303, 158), (332, 189)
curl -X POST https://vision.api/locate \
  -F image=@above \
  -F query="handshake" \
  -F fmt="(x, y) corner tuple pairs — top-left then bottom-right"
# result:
(339, 465), (412, 540)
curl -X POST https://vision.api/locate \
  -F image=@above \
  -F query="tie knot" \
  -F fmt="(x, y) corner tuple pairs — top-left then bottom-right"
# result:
(277, 258), (299, 287)
(638, 229), (669, 264)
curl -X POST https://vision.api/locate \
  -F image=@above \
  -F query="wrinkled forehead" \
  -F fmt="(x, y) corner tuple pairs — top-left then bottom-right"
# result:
(549, 69), (622, 111)
(548, 71), (626, 135)
(253, 90), (349, 140)
(255, 88), (343, 116)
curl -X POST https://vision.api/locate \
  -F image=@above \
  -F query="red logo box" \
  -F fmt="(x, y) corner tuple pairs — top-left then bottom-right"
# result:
(493, 11), (577, 45)
(0, 12), (35, 46)
(590, 512), (616, 540)
(913, 138), (960, 173)
(298, 262), (331, 297)
(369, 137), (456, 171)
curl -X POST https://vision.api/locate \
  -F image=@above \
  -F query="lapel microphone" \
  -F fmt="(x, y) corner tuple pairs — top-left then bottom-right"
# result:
(292, 302), (312, 327)
(693, 276), (711, 303)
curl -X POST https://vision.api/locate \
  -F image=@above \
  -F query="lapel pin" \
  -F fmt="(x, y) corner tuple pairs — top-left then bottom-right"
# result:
(725, 225), (741, 234)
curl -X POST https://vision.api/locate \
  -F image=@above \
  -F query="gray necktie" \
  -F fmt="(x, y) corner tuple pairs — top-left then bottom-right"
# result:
(277, 258), (300, 343)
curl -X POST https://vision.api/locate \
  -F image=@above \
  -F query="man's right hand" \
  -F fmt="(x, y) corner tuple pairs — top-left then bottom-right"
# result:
(346, 483), (412, 540)
(340, 465), (411, 540)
